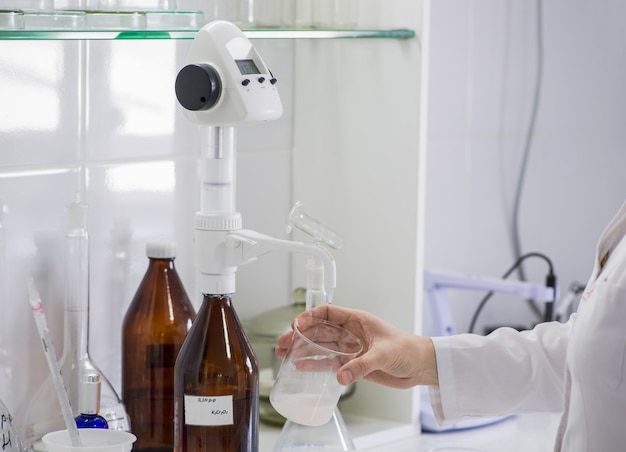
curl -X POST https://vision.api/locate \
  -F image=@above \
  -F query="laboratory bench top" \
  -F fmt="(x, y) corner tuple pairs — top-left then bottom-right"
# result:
(259, 412), (561, 451)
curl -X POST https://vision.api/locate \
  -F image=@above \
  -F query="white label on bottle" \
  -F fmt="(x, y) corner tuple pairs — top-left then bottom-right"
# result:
(184, 395), (234, 426)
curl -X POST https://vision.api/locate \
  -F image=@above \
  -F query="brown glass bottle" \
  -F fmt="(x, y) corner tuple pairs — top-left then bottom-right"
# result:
(173, 294), (259, 452)
(122, 241), (196, 452)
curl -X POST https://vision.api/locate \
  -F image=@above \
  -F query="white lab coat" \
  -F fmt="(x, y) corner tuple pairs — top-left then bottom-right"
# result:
(430, 201), (626, 451)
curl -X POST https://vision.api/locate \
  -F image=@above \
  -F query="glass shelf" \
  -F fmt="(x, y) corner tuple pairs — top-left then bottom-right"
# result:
(244, 28), (415, 40)
(0, 10), (415, 40)
(0, 27), (416, 41)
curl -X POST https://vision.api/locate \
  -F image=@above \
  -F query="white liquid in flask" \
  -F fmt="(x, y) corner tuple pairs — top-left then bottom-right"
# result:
(271, 393), (336, 427)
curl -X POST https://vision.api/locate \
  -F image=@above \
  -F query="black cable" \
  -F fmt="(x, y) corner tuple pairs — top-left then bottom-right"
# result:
(510, 0), (545, 320)
(467, 252), (555, 334)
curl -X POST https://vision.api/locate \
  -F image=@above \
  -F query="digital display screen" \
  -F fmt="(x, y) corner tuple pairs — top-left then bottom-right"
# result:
(235, 59), (261, 75)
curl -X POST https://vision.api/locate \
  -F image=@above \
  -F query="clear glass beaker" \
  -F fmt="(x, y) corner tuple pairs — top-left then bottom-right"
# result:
(270, 318), (362, 427)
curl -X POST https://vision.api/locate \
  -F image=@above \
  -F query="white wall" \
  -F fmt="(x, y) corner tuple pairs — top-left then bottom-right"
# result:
(423, 0), (626, 335)
(291, 2), (424, 425)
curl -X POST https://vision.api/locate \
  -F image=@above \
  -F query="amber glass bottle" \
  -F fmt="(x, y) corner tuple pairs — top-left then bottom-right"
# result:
(173, 294), (259, 452)
(122, 241), (196, 452)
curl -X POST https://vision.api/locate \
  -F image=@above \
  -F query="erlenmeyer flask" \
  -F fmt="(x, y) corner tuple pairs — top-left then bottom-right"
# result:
(20, 198), (130, 451)
(275, 204), (354, 450)
(273, 408), (355, 451)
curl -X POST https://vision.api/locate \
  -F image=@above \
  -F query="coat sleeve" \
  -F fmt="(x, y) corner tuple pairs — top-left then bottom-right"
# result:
(428, 317), (573, 425)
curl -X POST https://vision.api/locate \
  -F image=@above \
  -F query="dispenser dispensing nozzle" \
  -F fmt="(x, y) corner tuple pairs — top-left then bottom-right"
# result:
(287, 202), (344, 250)
(285, 202), (344, 306)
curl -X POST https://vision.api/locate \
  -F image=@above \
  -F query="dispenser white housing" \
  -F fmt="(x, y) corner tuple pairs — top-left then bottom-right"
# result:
(175, 20), (336, 299)
(175, 20), (282, 126)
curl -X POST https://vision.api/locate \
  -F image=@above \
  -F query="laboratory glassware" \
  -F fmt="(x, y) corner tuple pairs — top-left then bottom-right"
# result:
(280, 0), (314, 27)
(173, 294), (259, 452)
(270, 318), (362, 427)
(245, 287), (356, 426)
(271, 300), (358, 451)
(286, 202), (344, 250)
(312, 0), (358, 29)
(21, 198), (130, 451)
(75, 374), (109, 429)
(1, 396), (26, 452)
(273, 409), (355, 452)
(122, 241), (195, 452)
(244, 288), (306, 425)
(101, 219), (133, 401)
(53, 0), (175, 10)
(201, 0), (245, 25)
(278, 202), (357, 449)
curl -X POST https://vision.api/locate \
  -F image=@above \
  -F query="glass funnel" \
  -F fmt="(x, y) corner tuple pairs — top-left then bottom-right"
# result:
(20, 198), (130, 451)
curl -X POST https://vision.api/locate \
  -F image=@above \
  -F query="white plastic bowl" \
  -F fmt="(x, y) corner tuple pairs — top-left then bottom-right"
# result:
(42, 430), (136, 452)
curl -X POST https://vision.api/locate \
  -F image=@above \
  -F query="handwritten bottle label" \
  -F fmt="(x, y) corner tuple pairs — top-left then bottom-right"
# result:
(184, 395), (234, 426)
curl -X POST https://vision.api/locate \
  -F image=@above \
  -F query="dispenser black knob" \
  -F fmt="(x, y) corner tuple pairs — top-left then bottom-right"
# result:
(175, 64), (221, 111)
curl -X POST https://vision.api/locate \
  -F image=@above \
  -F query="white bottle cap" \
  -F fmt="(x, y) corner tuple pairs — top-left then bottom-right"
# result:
(146, 241), (176, 259)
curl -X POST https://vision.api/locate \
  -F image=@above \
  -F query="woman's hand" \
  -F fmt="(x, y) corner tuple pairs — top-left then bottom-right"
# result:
(276, 304), (438, 389)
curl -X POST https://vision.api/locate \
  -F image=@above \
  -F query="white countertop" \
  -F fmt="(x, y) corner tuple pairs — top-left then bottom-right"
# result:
(260, 412), (561, 451)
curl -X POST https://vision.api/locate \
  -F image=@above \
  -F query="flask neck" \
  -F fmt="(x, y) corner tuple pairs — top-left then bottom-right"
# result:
(61, 307), (89, 364)
(61, 228), (90, 364)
